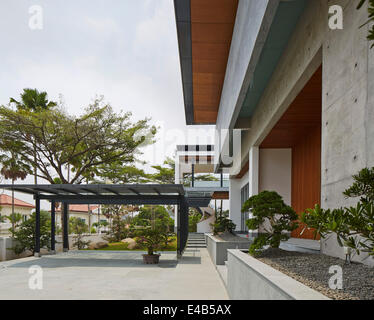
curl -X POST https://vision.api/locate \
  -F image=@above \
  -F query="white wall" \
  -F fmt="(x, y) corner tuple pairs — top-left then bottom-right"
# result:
(259, 149), (292, 205)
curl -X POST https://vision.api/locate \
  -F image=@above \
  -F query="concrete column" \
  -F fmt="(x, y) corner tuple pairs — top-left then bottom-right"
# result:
(248, 146), (259, 237)
(229, 178), (241, 232)
(248, 146), (259, 198)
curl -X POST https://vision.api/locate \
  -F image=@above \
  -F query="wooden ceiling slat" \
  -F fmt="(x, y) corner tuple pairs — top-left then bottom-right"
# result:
(191, 0), (238, 24)
(190, 0), (239, 124)
(191, 23), (235, 43)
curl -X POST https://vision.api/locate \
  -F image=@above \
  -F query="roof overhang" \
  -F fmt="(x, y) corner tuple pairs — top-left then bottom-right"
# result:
(174, 0), (238, 125)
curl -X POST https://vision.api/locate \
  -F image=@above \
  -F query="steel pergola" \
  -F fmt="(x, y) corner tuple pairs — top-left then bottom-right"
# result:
(0, 184), (190, 257)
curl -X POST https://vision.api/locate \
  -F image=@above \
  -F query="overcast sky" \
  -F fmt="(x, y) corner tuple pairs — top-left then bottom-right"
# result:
(0, 0), (215, 207)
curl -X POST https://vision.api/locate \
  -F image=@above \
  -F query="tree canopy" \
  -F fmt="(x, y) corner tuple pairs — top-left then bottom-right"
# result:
(0, 97), (157, 184)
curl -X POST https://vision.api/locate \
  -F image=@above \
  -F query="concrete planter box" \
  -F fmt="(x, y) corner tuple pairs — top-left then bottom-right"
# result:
(206, 233), (251, 265)
(227, 249), (329, 300)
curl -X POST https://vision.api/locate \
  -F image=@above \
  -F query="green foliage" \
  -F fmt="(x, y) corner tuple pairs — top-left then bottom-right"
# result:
(135, 227), (171, 255)
(188, 209), (202, 232)
(242, 191), (298, 255)
(357, 0), (374, 48)
(301, 167), (374, 257)
(101, 205), (129, 242)
(343, 167), (374, 203)
(132, 205), (174, 231)
(4, 212), (23, 232)
(10, 211), (51, 255)
(90, 227), (97, 234)
(212, 216), (236, 235)
(10, 88), (57, 112)
(69, 217), (90, 250)
(150, 157), (175, 184)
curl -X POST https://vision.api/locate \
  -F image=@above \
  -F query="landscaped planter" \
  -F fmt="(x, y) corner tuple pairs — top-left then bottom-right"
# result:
(206, 233), (251, 265)
(226, 249), (329, 300)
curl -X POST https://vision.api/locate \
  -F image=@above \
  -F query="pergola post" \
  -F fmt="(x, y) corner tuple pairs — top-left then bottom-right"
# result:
(191, 164), (195, 187)
(177, 202), (181, 258)
(34, 196), (41, 257)
(51, 200), (56, 254)
(63, 202), (69, 252)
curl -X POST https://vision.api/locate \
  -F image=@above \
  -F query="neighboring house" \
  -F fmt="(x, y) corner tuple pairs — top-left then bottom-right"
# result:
(174, 0), (374, 265)
(55, 204), (106, 229)
(0, 193), (35, 221)
(0, 194), (35, 236)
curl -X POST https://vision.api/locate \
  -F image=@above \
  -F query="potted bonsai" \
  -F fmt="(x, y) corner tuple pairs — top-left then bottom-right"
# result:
(136, 227), (169, 264)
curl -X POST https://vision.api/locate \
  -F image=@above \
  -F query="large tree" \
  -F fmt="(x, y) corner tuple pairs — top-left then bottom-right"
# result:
(0, 97), (157, 184)
(10, 88), (57, 184)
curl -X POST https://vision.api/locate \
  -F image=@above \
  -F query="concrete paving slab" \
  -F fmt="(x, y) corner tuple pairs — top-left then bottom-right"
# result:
(0, 249), (228, 300)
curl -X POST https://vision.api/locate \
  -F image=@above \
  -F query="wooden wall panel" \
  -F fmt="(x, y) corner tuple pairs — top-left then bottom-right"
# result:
(291, 126), (321, 240)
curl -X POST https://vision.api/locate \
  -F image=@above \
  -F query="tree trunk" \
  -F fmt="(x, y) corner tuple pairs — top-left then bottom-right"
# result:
(34, 143), (37, 184)
(11, 179), (15, 232)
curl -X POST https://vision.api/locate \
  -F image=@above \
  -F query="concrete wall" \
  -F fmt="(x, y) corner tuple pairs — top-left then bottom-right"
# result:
(225, 0), (374, 265)
(259, 149), (292, 205)
(0, 234), (105, 261)
(206, 234), (251, 265)
(226, 249), (329, 300)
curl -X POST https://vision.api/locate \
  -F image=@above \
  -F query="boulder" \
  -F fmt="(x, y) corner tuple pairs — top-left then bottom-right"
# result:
(121, 238), (136, 250)
(88, 241), (109, 250)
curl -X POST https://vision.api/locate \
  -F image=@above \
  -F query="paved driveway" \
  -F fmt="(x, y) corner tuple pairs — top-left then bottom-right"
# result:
(0, 248), (228, 300)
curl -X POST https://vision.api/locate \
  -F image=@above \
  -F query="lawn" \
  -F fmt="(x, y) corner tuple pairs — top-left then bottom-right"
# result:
(97, 236), (177, 251)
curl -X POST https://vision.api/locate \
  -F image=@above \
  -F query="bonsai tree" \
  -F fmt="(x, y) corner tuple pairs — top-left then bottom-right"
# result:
(301, 167), (374, 257)
(212, 216), (236, 235)
(136, 225), (170, 264)
(242, 191), (298, 255)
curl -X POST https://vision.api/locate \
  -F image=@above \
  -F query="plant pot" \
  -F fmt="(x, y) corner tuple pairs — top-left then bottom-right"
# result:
(142, 254), (160, 264)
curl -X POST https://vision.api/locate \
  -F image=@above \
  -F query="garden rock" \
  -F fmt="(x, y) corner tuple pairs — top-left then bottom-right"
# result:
(121, 238), (136, 249)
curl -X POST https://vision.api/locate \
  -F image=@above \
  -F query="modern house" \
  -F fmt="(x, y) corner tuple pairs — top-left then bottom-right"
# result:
(174, 0), (374, 265)
(55, 204), (106, 230)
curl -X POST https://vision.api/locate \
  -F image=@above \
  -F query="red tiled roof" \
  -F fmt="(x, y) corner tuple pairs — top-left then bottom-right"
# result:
(0, 194), (35, 208)
(56, 204), (99, 213)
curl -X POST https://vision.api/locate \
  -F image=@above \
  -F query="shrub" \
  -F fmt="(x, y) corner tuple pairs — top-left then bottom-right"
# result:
(10, 211), (51, 255)
(242, 191), (298, 256)
(301, 167), (374, 257)
(70, 217), (90, 250)
(212, 216), (236, 235)
(188, 210), (202, 232)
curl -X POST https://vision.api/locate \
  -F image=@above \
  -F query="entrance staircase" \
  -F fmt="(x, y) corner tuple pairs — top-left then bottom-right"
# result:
(186, 233), (206, 249)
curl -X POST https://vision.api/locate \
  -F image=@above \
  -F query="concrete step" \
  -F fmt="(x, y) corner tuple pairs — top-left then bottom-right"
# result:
(187, 239), (206, 243)
(187, 244), (207, 248)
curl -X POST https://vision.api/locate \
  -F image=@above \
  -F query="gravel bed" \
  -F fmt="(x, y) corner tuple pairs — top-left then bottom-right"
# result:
(256, 248), (374, 300)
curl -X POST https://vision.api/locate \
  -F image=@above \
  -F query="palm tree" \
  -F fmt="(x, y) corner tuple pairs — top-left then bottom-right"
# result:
(9, 88), (57, 184)
(0, 152), (31, 219)
(5, 213), (23, 233)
